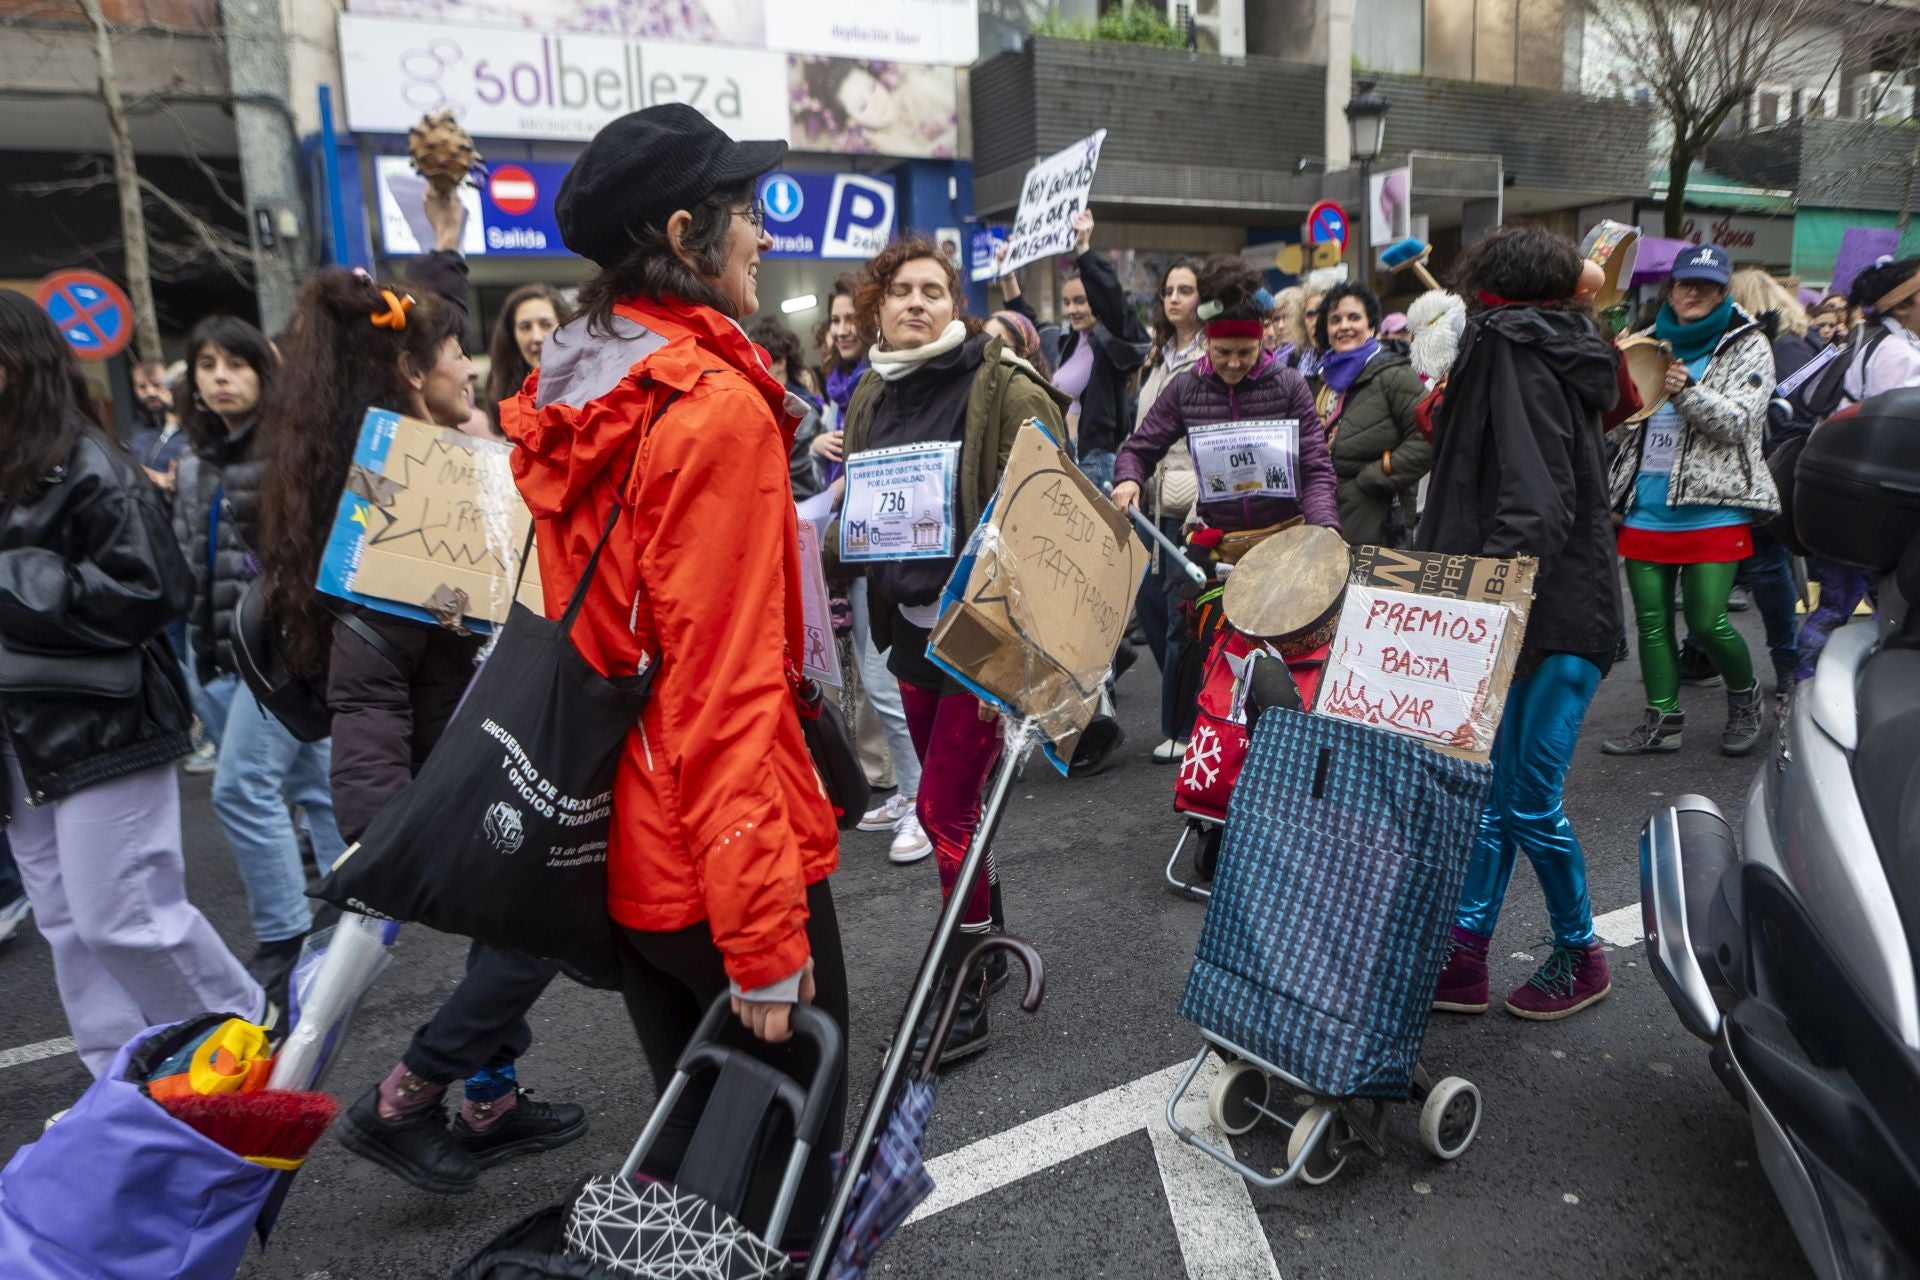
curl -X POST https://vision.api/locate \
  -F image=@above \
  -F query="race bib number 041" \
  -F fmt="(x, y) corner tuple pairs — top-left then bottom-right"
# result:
(840, 441), (963, 563)
(1190, 418), (1300, 500)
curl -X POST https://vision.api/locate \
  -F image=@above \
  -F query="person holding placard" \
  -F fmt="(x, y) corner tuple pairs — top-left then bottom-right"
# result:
(1602, 245), (1779, 758)
(838, 236), (1068, 1065)
(1417, 226), (1624, 1022)
(1033, 209), (1149, 491)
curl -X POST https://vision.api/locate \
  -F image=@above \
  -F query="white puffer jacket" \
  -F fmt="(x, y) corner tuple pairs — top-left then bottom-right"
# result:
(1609, 308), (1781, 518)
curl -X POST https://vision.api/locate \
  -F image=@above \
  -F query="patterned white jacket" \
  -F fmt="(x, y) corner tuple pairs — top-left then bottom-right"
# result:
(1609, 307), (1781, 518)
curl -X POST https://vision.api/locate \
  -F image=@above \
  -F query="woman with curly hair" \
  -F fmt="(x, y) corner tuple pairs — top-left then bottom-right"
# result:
(1420, 225), (1624, 1022)
(837, 234), (1067, 1064)
(1314, 281), (1430, 547)
(256, 267), (588, 1196)
(484, 283), (568, 435)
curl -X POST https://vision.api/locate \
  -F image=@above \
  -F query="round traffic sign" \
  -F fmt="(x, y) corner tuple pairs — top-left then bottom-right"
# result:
(488, 165), (538, 216)
(1306, 200), (1349, 253)
(760, 173), (805, 224)
(35, 269), (134, 361)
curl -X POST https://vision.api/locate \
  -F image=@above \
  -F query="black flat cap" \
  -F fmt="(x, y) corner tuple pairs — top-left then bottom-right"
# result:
(555, 103), (788, 269)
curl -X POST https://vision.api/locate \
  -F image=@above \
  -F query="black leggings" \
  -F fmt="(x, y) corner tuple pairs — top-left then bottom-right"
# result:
(617, 880), (848, 1251)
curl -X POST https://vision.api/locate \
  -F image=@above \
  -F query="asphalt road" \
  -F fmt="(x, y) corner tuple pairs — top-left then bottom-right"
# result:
(0, 605), (1812, 1280)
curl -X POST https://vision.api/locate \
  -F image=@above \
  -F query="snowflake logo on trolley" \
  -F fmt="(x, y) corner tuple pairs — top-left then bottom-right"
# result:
(1179, 725), (1222, 791)
(482, 801), (525, 855)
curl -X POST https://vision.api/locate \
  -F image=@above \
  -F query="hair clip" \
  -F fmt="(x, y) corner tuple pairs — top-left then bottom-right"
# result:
(1196, 300), (1224, 321)
(370, 290), (414, 331)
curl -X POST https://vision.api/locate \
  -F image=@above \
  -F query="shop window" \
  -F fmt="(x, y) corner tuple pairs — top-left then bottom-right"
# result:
(1355, 0), (1424, 73)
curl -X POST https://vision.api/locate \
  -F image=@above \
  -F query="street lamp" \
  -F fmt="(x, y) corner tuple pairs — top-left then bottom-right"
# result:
(1345, 78), (1390, 288)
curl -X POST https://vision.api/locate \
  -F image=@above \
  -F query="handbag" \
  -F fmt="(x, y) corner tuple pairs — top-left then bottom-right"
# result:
(313, 393), (680, 985)
(231, 580), (405, 742)
(791, 664), (868, 830)
(0, 639), (141, 699)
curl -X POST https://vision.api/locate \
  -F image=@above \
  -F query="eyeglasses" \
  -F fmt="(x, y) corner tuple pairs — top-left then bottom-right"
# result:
(733, 200), (767, 232)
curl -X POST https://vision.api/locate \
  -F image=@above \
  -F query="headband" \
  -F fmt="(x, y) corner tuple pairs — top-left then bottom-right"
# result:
(1873, 267), (1920, 316)
(1206, 318), (1264, 340)
(370, 289), (415, 331)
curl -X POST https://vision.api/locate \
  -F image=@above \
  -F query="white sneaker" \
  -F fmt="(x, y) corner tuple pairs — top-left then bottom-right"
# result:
(182, 741), (219, 776)
(1152, 738), (1189, 764)
(889, 811), (933, 865)
(858, 792), (914, 832)
(0, 894), (29, 945)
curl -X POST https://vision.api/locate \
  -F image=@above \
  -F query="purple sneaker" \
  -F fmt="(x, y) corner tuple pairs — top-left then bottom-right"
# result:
(1505, 941), (1611, 1021)
(1432, 926), (1491, 1014)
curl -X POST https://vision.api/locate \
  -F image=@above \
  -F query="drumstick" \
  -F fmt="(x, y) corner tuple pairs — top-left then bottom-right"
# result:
(1121, 504), (1209, 586)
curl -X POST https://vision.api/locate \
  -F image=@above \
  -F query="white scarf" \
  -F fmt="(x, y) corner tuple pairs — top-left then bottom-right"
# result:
(868, 319), (969, 381)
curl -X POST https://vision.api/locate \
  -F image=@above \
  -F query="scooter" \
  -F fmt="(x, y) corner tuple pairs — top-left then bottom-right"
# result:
(1640, 388), (1920, 1280)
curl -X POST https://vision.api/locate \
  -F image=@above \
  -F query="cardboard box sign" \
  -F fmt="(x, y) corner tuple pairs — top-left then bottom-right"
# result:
(930, 423), (1147, 758)
(317, 409), (543, 632)
(1313, 546), (1537, 761)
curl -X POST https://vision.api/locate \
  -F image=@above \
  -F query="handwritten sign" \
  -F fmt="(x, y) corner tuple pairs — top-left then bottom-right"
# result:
(794, 518), (842, 688)
(1316, 586), (1512, 753)
(317, 409), (541, 633)
(930, 421), (1146, 760)
(1001, 130), (1108, 274)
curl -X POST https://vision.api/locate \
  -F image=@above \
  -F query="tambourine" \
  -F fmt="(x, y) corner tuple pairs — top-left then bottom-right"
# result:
(1617, 335), (1674, 424)
(1223, 524), (1352, 656)
(1580, 220), (1640, 311)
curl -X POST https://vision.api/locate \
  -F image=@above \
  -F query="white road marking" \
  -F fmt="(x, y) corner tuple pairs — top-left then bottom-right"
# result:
(908, 1057), (1282, 1279)
(1593, 903), (1645, 949)
(0, 1037), (75, 1070)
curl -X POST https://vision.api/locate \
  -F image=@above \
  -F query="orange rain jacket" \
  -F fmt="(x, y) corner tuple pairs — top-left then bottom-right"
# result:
(502, 295), (839, 992)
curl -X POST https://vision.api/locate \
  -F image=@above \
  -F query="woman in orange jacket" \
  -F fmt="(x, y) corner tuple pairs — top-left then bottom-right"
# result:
(503, 105), (844, 1250)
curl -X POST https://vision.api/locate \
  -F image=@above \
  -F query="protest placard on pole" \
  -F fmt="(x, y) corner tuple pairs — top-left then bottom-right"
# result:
(1000, 130), (1108, 274)
(929, 421), (1146, 764)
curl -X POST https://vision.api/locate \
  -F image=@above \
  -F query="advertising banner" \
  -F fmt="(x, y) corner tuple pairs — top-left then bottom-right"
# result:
(344, 0), (979, 65)
(339, 13), (962, 157)
(755, 171), (897, 259)
(1001, 130), (1107, 274)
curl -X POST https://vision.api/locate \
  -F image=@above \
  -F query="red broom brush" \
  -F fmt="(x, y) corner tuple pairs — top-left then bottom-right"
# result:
(161, 1090), (342, 1171)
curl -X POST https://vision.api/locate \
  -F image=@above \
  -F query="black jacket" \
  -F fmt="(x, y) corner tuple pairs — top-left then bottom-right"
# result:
(1415, 306), (1622, 667)
(173, 420), (267, 683)
(326, 605), (482, 844)
(1758, 311), (1820, 443)
(1012, 250), (1148, 455)
(0, 426), (195, 807)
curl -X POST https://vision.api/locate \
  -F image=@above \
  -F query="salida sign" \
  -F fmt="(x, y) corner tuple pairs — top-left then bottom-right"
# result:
(340, 13), (788, 141)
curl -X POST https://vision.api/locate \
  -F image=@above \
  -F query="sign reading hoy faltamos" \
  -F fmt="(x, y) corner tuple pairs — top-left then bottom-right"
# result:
(339, 13), (789, 141)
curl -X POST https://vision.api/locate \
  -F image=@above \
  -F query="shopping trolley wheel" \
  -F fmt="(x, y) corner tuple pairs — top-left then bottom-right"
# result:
(1194, 826), (1222, 882)
(1286, 1105), (1348, 1185)
(1418, 1077), (1482, 1161)
(1207, 1060), (1269, 1136)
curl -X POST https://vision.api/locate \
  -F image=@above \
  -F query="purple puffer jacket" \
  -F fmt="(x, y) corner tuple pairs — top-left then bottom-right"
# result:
(1116, 349), (1340, 533)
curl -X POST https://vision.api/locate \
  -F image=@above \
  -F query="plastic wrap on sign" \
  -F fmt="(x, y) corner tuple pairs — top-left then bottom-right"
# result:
(1312, 546), (1537, 761)
(317, 409), (542, 634)
(927, 421), (1148, 770)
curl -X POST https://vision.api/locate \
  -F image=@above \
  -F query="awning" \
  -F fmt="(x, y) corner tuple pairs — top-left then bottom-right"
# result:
(1790, 208), (1920, 284)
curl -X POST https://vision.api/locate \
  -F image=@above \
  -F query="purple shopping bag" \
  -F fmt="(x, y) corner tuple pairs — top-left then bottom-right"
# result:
(0, 1016), (279, 1280)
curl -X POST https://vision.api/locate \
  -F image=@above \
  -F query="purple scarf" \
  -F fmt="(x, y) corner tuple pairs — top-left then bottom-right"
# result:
(825, 358), (867, 421)
(1320, 338), (1380, 395)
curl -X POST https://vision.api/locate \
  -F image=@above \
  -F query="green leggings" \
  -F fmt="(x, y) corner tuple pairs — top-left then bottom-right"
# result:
(1625, 559), (1755, 713)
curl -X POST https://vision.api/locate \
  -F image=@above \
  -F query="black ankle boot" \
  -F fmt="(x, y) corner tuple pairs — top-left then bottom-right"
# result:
(912, 966), (992, 1067)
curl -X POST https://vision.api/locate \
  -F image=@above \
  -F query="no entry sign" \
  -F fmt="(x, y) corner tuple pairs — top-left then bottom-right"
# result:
(36, 269), (134, 361)
(1306, 200), (1349, 254)
(488, 165), (538, 216)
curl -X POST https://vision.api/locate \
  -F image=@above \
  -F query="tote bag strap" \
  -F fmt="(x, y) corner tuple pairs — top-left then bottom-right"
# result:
(540, 385), (690, 637)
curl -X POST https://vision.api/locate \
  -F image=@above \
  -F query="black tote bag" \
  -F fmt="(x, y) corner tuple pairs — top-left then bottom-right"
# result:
(313, 423), (664, 987)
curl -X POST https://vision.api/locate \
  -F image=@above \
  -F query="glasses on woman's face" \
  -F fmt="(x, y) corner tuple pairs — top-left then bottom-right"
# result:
(734, 200), (767, 232)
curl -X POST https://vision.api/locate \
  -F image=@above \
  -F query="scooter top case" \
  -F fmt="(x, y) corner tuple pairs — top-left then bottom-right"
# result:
(1796, 386), (1920, 573)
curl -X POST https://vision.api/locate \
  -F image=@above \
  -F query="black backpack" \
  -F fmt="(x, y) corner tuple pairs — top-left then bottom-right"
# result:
(231, 579), (402, 741)
(1792, 324), (1884, 420)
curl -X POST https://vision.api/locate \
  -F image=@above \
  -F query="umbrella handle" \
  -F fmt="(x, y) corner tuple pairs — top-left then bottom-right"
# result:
(919, 934), (1045, 1078)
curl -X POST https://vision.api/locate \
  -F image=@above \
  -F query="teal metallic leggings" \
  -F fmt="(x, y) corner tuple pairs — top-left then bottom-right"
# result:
(1456, 654), (1602, 948)
(1625, 558), (1754, 714)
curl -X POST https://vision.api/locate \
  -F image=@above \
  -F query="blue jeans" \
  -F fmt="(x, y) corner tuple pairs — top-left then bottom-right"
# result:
(210, 692), (345, 944)
(1134, 515), (1192, 740)
(1455, 654), (1603, 949)
(1682, 532), (1798, 682)
(1075, 447), (1117, 494)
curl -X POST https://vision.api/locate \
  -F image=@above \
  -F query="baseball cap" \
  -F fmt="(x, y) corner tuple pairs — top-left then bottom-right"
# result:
(1671, 243), (1732, 287)
(556, 103), (788, 269)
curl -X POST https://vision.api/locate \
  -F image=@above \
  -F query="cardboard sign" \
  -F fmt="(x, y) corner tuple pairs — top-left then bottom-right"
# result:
(794, 518), (842, 688)
(318, 409), (542, 632)
(1001, 130), (1107, 274)
(1313, 546), (1536, 761)
(929, 421), (1146, 760)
